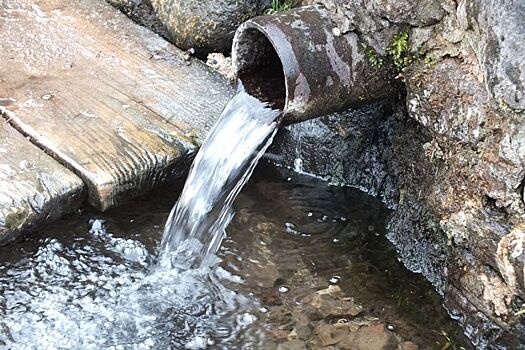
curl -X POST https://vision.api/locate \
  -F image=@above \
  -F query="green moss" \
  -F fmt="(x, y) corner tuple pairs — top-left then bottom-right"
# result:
(265, 0), (295, 15)
(362, 44), (384, 68)
(387, 29), (410, 69)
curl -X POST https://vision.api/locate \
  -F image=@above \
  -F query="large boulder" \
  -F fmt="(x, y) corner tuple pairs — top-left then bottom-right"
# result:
(150, 0), (271, 56)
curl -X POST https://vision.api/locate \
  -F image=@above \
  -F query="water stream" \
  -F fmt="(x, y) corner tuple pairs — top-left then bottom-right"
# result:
(159, 87), (280, 269)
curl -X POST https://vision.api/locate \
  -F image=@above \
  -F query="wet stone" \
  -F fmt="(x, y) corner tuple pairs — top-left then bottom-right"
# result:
(401, 341), (420, 350)
(349, 324), (398, 350)
(310, 294), (363, 318)
(276, 339), (307, 350)
(311, 321), (350, 346)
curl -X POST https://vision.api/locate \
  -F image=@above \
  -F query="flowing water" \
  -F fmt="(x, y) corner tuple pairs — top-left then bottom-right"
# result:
(0, 89), (471, 349)
(159, 88), (280, 269)
(0, 166), (471, 349)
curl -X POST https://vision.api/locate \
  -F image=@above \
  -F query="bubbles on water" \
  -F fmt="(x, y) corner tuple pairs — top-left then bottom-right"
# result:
(386, 323), (397, 332)
(278, 286), (290, 293)
(329, 276), (341, 284)
(185, 336), (207, 349)
(0, 224), (259, 349)
(237, 313), (257, 327)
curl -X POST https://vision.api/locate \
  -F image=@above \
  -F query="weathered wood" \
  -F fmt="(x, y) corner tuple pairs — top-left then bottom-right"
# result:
(0, 119), (85, 244)
(0, 0), (235, 210)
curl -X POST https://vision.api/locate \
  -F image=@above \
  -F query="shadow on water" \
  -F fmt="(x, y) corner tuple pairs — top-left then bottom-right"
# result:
(0, 164), (471, 349)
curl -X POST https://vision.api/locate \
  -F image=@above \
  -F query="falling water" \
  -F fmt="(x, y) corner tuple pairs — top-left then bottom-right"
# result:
(158, 87), (281, 269)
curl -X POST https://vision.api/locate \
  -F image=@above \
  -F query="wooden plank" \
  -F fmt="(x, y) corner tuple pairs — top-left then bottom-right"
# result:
(0, 0), (235, 210)
(0, 119), (85, 244)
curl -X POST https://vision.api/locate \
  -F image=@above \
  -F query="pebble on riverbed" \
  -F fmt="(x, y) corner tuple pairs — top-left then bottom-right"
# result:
(262, 284), (413, 349)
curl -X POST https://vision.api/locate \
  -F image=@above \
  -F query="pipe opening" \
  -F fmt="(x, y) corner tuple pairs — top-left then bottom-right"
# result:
(234, 28), (286, 110)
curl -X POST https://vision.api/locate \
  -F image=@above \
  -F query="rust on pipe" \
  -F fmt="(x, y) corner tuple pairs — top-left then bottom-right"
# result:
(232, 5), (397, 124)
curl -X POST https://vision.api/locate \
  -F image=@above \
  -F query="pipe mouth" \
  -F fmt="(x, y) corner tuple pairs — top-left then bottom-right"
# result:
(232, 24), (287, 110)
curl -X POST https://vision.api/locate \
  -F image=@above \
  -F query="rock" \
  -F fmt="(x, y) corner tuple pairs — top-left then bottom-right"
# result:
(497, 224), (525, 297)
(276, 339), (307, 350)
(293, 324), (312, 340)
(310, 294), (363, 318)
(464, 0), (525, 110)
(311, 322), (350, 347)
(400, 341), (419, 350)
(405, 58), (488, 145)
(107, 0), (168, 37)
(150, 0), (271, 56)
(206, 53), (235, 81)
(349, 324), (398, 350)
(369, 0), (445, 26)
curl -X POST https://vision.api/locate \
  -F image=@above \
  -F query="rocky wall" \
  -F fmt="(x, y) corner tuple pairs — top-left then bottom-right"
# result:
(272, 0), (525, 347)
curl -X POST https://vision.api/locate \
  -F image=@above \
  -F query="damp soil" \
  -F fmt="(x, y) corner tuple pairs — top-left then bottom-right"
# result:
(0, 165), (471, 349)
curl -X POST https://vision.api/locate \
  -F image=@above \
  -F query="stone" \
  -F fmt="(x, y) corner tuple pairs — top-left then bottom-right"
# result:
(310, 294), (363, 318)
(400, 341), (419, 350)
(150, 0), (271, 56)
(311, 322), (350, 347)
(497, 224), (525, 297)
(293, 324), (312, 340)
(276, 339), (307, 350)
(349, 324), (398, 350)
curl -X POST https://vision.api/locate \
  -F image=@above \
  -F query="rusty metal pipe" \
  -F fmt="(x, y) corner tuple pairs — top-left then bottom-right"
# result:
(232, 5), (396, 124)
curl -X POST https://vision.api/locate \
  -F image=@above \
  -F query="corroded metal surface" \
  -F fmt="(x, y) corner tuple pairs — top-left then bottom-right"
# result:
(232, 5), (397, 123)
(0, 120), (85, 244)
(0, 0), (235, 210)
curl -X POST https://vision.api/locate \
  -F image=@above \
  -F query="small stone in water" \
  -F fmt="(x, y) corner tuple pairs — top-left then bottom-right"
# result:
(329, 276), (341, 284)
(278, 286), (289, 293)
(386, 323), (397, 332)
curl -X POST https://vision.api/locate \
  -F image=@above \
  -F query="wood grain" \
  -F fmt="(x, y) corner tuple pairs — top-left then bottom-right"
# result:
(0, 0), (235, 210)
(0, 119), (85, 244)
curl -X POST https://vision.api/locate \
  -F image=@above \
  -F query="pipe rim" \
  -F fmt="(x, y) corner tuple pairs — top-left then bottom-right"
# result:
(233, 19), (295, 114)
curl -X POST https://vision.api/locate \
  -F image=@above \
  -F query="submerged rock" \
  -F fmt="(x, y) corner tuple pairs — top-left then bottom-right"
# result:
(150, 0), (271, 56)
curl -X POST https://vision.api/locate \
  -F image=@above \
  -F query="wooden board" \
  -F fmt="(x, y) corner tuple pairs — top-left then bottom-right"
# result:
(0, 0), (235, 210)
(0, 119), (85, 244)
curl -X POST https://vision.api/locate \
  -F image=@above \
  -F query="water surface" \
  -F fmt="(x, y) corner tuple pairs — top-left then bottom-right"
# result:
(0, 166), (470, 349)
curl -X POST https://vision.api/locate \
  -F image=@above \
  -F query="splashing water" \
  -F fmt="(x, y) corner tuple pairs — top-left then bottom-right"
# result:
(0, 88), (280, 349)
(159, 88), (280, 269)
